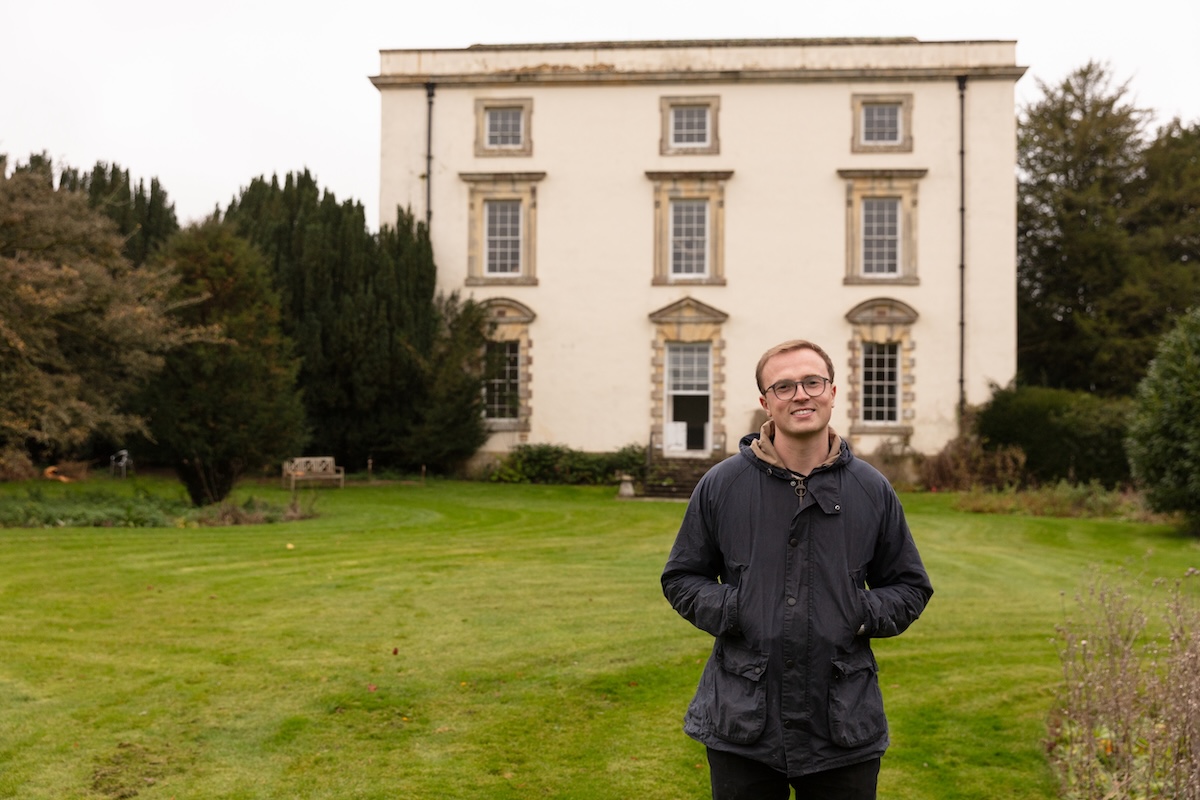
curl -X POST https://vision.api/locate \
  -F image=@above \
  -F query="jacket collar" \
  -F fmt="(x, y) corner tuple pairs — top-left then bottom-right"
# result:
(748, 419), (844, 477)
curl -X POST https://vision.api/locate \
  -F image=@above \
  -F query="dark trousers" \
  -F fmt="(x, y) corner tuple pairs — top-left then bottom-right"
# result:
(707, 748), (880, 800)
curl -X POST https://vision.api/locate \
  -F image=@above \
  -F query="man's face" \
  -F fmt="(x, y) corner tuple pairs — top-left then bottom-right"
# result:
(758, 347), (836, 441)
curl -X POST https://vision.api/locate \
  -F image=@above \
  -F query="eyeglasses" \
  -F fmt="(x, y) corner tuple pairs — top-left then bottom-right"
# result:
(764, 376), (831, 401)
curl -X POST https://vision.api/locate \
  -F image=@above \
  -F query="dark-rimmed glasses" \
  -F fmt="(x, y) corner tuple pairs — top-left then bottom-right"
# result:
(764, 376), (831, 401)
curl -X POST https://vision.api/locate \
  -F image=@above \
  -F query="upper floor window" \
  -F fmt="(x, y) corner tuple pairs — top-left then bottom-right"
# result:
(851, 94), (913, 153)
(487, 107), (524, 147)
(485, 200), (522, 275)
(475, 98), (533, 157)
(863, 104), (900, 144)
(671, 199), (709, 277)
(660, 96), (720, 155)
(646, 171), (733, 286)
(673, 106), (710, 147)
(837, 169), (926, 285)
(460, 172), (545, 286)
(862, 197), (900, 276)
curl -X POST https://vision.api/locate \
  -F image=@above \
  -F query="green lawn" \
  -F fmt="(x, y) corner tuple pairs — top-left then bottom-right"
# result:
(0, 478), (1197, 799)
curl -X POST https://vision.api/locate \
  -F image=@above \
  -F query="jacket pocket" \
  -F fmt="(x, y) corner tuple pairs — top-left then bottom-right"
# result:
(710, 640), (768, 744)
(828, 653), (887, 748)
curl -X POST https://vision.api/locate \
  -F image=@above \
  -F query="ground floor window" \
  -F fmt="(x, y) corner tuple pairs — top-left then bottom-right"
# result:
(666, 342), (711, 452)
(861, 341), (900, 423)
(484, 340), (521, 420)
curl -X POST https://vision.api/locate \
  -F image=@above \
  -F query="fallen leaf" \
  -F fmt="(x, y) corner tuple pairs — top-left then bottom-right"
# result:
(367, 684), (377, 692)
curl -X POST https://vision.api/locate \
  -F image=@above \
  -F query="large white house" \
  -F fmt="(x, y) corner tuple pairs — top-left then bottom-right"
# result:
(372, 38), (1025, 472)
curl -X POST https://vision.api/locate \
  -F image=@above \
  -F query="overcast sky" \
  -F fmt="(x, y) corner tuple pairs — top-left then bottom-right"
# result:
(4, 0), (1197, 230)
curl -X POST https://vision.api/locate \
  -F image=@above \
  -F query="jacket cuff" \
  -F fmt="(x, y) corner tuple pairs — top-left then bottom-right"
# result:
(725, 585), (741, 635)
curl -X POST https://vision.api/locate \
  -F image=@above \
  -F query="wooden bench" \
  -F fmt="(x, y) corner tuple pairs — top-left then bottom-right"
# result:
(282, 456), (345, 490)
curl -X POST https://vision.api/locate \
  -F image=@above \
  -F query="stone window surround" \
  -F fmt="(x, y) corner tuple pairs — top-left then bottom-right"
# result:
(844, 297), (918, 438)
(851, 93), (913, 153)
(646, 170), (733, 286)
(660, 95), (721, 156)
(648, 297), (729, 458)
(474, 98), (534, 157)
(481, 297), (536, 434)
(460, 172), (546, 286)
(837, 168), (926, 286)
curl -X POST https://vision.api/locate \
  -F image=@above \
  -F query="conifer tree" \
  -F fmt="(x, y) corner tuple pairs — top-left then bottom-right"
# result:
(1017, 62), (1147, 394)
(224, 173), (487, 472)
(136, 221), (307, 505)
(1017, 65), (1200, 395)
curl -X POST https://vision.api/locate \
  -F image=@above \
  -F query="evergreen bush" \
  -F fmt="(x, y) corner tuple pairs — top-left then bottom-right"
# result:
(977, 385), (1133, 487)
(488, 444), (645, 485)
(1126, 307), (1200, 531)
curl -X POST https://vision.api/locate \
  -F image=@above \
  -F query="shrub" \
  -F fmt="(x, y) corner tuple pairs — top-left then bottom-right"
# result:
(1127, 307), (1200, 532)
(918, 406), (1026, 490)
(0, 487), (189, 528)
(488, 443), (645, 485)
(0, 485), (308, 528)
(0, 448), (37, 481)
(1047, 569), (1200, 799)
(955, 481), (1168, 522)
(977, 385), (1133, 488)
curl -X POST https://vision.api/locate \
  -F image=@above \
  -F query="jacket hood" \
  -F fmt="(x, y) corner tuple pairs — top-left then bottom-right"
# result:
(741, 419), (846, 475)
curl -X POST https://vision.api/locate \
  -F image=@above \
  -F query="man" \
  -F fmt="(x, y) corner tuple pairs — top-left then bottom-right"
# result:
(662, 339), (933, 800)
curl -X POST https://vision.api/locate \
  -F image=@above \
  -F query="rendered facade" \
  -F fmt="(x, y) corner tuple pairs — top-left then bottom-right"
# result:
(372, 38), (1026, 466)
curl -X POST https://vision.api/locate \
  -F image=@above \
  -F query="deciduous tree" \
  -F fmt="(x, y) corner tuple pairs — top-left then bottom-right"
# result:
(0, 167), (198, 463)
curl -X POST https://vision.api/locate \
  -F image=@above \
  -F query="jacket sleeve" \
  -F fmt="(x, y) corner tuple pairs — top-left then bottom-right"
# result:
(661, 479), (740, 638)
(859, 486), (933, 638)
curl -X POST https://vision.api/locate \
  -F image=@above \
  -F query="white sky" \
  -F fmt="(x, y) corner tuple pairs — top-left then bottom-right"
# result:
(4, 0), (1197, 231)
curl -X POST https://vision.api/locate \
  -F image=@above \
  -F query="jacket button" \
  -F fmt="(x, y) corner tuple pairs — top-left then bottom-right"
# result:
(783, 720), (794, 730)
(786, 596), (796, 606)
(789, 537), (798, 547)
(785, 659), (795, 668)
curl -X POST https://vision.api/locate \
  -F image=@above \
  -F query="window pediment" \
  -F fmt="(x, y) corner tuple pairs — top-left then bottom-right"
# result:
(845, 298), (919, 326)
(649, 297), (729, 325)
(483, 297), (537, 324)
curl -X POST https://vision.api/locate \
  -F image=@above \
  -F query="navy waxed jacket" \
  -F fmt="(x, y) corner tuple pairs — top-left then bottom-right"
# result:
(661, 427), (933, 778)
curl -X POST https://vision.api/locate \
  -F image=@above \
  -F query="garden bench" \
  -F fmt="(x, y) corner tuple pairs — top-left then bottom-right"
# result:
(282, 456), (345, 490)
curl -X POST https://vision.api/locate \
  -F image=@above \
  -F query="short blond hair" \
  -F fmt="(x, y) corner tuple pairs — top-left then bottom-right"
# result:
(755, 339), (835, 393)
